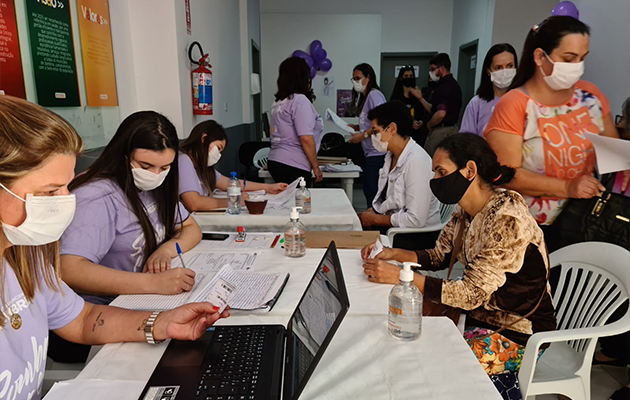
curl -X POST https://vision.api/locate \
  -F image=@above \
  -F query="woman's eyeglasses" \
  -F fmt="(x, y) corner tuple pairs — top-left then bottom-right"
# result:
(615, 115), (623, 125)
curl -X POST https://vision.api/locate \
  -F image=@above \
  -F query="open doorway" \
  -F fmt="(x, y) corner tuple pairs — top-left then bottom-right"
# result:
(380, 52), (437, 101)
(457, 40), (478, 124)
(252, 40), (262, 140)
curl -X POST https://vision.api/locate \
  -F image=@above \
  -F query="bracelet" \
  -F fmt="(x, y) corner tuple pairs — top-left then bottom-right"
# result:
(144, 311), (165, 345)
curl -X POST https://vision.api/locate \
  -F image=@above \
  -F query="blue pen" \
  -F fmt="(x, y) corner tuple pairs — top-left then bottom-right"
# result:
(176, 243), (187, 268)
(243, 179), (246, 191)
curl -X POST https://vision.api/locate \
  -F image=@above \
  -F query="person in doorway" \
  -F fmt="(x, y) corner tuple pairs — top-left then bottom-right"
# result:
(461, 43), (518, 137)
(390, 66), (425, 142)
(361, 133), (556, 400)
(484, 16), (630, 252)
(357, 101), (440, 249)
(418, 53), (463, 156)
(0, 96), (229, 399)
(268, 57), (324, 187)
(178, 120), (287, 211)
(347, 63), (388, 206)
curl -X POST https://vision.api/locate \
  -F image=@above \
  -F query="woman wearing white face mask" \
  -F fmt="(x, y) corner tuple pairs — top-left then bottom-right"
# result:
(461, 43), (518, 137)
(485, 16), (630, 252)
(178, 120), (287, 211)
(0, 96), (229, 398)
(357, 101), (440, 249)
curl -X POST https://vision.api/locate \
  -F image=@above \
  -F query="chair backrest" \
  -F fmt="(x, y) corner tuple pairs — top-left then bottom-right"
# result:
(253, 147), (270, 169)
(439, 203), (456, 224)
(549, 242), (630, 353)
(238, 141), (270, 168)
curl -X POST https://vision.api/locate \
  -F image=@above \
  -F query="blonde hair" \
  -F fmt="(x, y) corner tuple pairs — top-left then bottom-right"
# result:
(0, 96), (83, 327)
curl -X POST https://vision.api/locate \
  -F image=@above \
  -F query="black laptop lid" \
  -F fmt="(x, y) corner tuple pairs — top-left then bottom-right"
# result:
(283, 241), (350, 400)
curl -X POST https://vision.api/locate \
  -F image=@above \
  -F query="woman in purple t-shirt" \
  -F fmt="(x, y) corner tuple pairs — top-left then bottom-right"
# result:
(268, 57), (324, 187)
(0, 97), (229, 400)
(178, 120), (287, 211)
(347, 63), (387, 206)
(461, 43), (518, 137)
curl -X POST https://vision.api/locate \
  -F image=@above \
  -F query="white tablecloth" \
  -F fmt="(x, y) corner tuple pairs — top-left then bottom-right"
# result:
(192, 189), (362, 232)
(59, 247), (499, 400)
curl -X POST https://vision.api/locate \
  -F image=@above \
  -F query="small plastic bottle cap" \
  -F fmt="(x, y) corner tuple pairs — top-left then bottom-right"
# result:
(290, 207), (301, 220)
(230, 172), (237, 177)
(237, 227), (244, 233)
(299, 177), (306, 187)
(401, 262), (421, 282)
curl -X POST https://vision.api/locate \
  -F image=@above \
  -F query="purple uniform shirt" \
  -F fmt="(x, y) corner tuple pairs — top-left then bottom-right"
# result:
(358, 89), (387, 157)
(60, 179), (190, 305)
(269, 94), (323, 172)
(1, 262), (84, 400)
(460, 95), (500, 137)
(178, 153), (222, 197)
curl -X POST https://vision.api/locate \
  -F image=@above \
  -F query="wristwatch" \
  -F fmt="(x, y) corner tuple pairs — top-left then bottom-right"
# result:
(363, 131), (369, 139)
(144, 311), (165, 344)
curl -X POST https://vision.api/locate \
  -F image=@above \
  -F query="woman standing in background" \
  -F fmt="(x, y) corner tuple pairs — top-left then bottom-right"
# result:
(390, 66), (425, 142)
(347, 63), (387, 206)
(461, 43), (518, 137)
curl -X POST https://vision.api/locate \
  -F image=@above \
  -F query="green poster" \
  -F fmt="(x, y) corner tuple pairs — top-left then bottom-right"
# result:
(25, 0), (80, 106)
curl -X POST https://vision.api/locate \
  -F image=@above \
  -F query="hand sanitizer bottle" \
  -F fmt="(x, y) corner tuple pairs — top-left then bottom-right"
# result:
(284, 207), (306, 258)
(388, 262), (423, 341)
(300, 178), (311, 214)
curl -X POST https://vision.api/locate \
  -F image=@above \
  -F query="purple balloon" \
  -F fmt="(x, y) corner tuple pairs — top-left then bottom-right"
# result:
(310, 40), (323, 56)
(316, 58), (332, 72)
(310, 66), (317, 79)
(313, 48), (327, 62)
(292, 50), (314, 68)
(552, 1), (579, 19)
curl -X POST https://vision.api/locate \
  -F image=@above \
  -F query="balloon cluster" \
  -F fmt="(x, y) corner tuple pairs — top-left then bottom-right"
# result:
(552, 1), (579, 19)
(293, 40), (332, 79)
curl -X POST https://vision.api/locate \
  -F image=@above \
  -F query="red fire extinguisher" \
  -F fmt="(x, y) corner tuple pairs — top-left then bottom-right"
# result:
(189, 42), (212, 115)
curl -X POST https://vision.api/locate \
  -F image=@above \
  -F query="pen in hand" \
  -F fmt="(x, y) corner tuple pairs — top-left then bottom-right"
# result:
(176, 242), (187, 269)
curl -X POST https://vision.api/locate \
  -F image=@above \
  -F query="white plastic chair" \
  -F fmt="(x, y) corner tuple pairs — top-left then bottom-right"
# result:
(253, 147), (269, 169)
(519, 242), (630, 400)
(386, 203), (456, 247)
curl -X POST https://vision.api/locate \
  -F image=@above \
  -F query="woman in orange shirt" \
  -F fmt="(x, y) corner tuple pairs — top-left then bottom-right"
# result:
(485, 16), (630, 252)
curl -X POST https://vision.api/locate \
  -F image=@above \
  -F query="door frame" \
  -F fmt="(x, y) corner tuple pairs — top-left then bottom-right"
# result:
(380, 52), (438, 81)
(251, 39), (262, 140)
(458, 39), (479, 77)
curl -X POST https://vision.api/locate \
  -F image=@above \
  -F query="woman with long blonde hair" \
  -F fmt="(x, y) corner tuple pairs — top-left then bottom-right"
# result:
(0, 96), (229, 400)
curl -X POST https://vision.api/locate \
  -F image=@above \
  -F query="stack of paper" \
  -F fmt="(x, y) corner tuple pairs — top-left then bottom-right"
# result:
(213, 188), (266, 198)
(264, 176), (301, 209)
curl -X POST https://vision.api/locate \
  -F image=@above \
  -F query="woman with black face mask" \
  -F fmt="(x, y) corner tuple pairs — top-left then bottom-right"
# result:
(360, 133), (556, 399)
(390, 66), (424, 142)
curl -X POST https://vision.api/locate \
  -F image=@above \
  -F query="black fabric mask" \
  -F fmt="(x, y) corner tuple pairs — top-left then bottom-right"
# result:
(402, 78), (416, 88)
(430, 169), (473, 204)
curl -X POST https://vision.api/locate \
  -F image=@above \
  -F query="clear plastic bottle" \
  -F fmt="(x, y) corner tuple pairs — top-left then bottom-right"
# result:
(284, 207), (306, 258)
(295, 177), (312, 214)
(388, 262), (423, 341)
(227, 172), (241, 215)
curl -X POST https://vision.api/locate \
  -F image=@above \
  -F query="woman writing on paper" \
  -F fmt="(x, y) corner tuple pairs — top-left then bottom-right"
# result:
(0, 96), (229, 399)
(178, 120), (287, 211)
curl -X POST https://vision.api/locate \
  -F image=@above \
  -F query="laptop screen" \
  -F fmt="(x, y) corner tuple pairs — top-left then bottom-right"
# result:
(284, 242), (349, 400)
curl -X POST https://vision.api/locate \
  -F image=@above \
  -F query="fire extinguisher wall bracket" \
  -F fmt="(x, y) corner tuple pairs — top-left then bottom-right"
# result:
(188, 41), (204, 65)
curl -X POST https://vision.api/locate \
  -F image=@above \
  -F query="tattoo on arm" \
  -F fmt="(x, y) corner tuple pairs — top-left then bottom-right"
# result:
(92, 311), (105, 333)
(138, 319), (148, 332)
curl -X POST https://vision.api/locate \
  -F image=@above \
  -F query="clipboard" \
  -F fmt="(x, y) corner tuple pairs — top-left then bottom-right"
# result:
(305, 231), (380, 249)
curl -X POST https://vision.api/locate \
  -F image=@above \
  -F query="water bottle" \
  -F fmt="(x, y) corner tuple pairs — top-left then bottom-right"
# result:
(284, 207), (306, 258)
(388, 262), (422, 341)
(227, 172), (241, 215)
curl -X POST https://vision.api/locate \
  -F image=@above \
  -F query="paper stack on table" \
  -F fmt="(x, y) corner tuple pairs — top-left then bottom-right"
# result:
(213, 188), (266, 198)
(321, 161), (362, 173)
(264, 176), (301, 209)
(325, 108), (356, 134)
(586, 132), (630, 174)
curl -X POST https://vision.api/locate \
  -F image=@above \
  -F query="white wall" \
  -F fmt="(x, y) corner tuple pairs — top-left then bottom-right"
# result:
(450, 0), (496, 89)
(260, 0), (454, 55)
(261, 14), (381, 133)
(572, 0), (630, 113)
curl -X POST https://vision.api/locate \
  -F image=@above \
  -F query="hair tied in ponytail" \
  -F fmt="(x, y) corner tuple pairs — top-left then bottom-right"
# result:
(493, 173), (502, 183)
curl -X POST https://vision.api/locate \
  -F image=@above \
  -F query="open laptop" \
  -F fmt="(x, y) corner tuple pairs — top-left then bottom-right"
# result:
(139, 241), (349, 400)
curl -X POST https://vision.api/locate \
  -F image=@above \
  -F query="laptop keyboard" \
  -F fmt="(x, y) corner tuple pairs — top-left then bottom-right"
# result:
(195, 326), (265, 400)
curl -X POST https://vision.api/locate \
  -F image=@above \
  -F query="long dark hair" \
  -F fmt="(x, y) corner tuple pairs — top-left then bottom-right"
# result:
(390, 66), (415, 101)
(477, 43), (518, 102)
(511, 16), (590, 89)
(351, 63), (380, 115)
(180, 120), (228, 193)
(275, 57), (314, 103)
(437, 133), (515, 186)
(69, 111), (182, 266)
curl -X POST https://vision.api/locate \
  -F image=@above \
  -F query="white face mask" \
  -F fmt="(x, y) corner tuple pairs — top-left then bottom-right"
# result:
(490, 68), (517, 89)
(540, 52), (584, 90)
(0, 183), (76, 246)
(208, 146), (222, 167)
(371, 126), (391, 153)
(429, 70), (440, 82)
(353, 79), (366, 93)
(131, 164), (170, 191)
